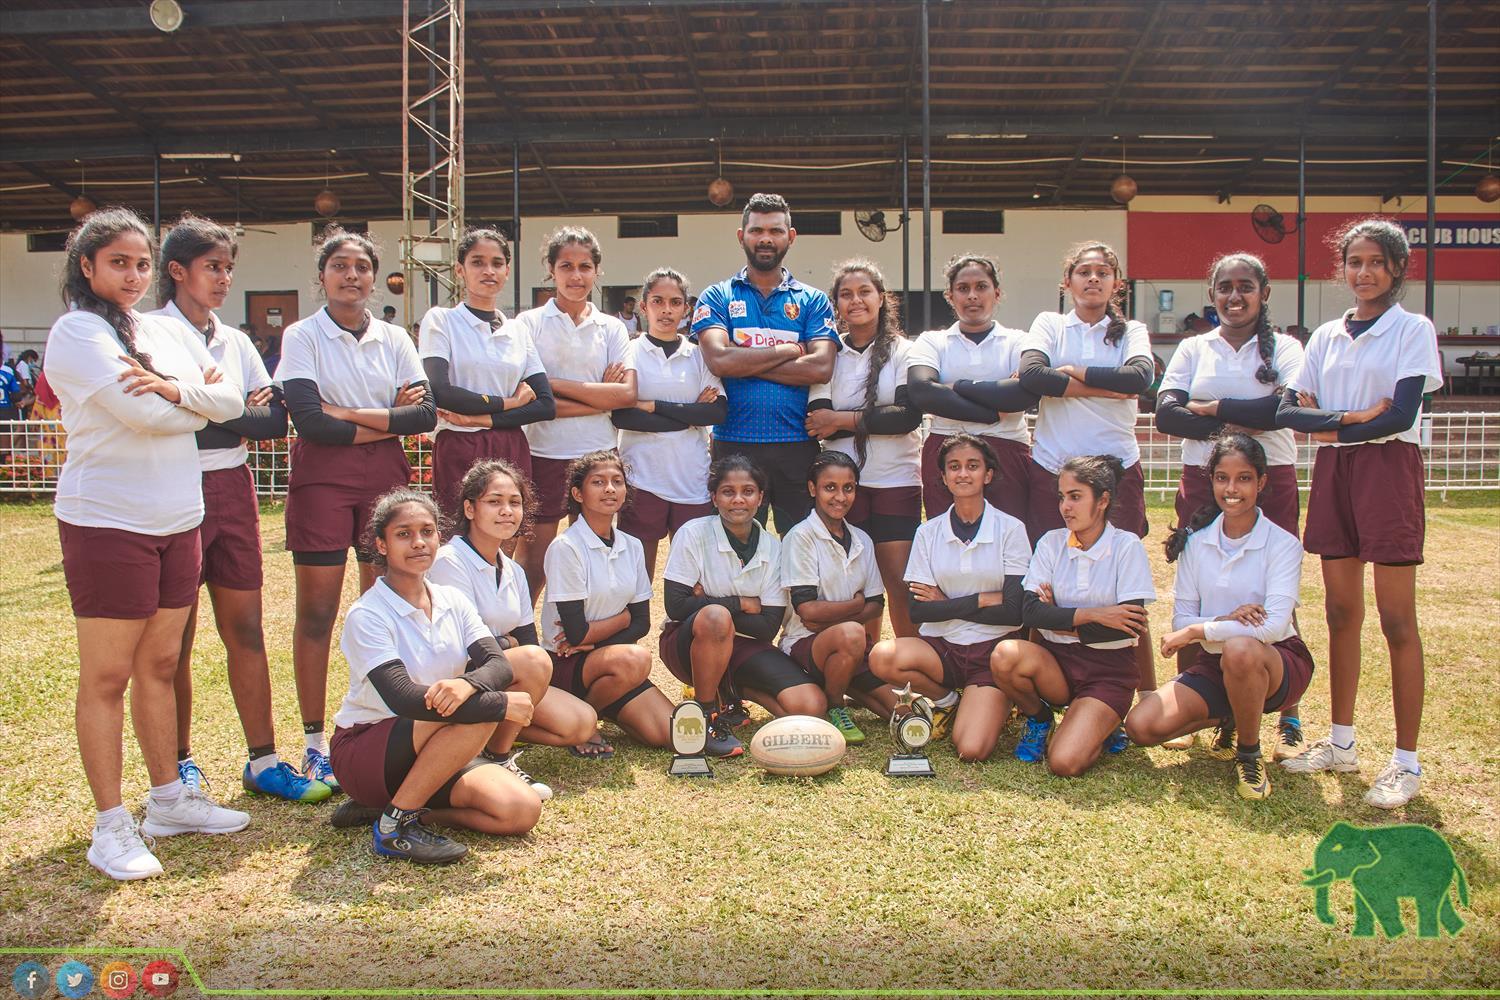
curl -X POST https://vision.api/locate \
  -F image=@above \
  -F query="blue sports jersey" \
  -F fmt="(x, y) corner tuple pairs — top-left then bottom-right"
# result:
(0, 367), (18, 408)
(691, 268), (837, 443)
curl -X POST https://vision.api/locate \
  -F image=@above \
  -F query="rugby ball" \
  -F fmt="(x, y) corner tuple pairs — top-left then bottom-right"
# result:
(749, 715), (846, 777)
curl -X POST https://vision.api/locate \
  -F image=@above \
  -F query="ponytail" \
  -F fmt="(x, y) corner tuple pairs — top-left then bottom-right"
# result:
(1164, 504), (1218, 563)
(60, 206), (164, 377)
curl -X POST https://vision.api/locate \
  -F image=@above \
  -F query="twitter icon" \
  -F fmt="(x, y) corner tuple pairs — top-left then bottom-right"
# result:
(57, 960), (93, 999)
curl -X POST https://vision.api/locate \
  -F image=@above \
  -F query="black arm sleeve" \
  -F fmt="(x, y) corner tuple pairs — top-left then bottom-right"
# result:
(663, 579), (741, 622)
(596, 600), (650, 647)
(1084, 356), (1154, 394)
(611, 407), (692, 433)
(1078, 599), (1147, 645)
(655, 397), (729, 426)
(733, 605), (785, 642)
(789, 585), (819, 611)
(1337, 375), (1425, 444)
(906, 365), (1005, 424)
(366, 659), (509, 723)
(1154, 388), (1225, 440)
(207, 387), (289, 443)
(385, 380), (437, 434)
(908, 575), (1024, 627)
(953, 377), (1040, 414)
(556, 599), (591, 648)
(460, 636), (515, 691)
(281, 378), (357, 445)
(908, 593), (981, 624)
(490, 372), (555, 429)
(1022, 590), (1077, 631)
(1018, 350), (1071, 397)
(423, 357), (507, 415)
(859, 385), (923, 435)
(507, 622), (539, 648)
(1275, 386), (1349, 433)
(1208, 393), (1282, 432)
(196, 424), (245, 451)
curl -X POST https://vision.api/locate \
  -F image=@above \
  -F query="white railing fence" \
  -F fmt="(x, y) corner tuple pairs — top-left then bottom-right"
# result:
(2, 413), (1497, 497)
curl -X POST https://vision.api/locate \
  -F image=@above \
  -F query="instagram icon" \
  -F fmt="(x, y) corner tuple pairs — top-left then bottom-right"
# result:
(101, 960), (139, 998)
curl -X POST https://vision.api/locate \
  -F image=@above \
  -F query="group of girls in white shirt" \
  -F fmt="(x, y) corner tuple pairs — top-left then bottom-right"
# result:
(46, 205), (1439, 876)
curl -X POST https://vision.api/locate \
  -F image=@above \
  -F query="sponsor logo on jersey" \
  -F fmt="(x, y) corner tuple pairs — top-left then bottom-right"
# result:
(728, 299), (748, 319)
(693, 304), (712, 324)
(731, 327), (794, 349)
(783, 301), (801, 321)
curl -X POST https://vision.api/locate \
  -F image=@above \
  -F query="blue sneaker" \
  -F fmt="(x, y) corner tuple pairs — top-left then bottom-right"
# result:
(301, 747), (341, 794)
(1106, 725), (1130, 754)
(371, 812), (467, 866)
(244, 760), (334, 803)
(177, 758), (207, 792)
(1014, 715), (1052, 763)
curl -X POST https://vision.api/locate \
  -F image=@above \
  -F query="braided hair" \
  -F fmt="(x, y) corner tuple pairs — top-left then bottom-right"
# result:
(1060, 242), (1128, 346)
(1163, 432), (1268, 562)
(60, 206), (164, 377)
(1208, 252), (1278, 385)
(829, 259), (903, 469)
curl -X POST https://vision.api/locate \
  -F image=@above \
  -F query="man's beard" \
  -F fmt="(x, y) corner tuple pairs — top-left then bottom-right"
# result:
(742, 242), (788, 273)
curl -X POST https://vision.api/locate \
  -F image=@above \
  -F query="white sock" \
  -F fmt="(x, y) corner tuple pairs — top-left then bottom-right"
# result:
(148, 779), (183, 808)
(934, 690), (959, 709)
(1330, 724), (1356, 749)
(304, 730), (329, 756)
(1393, 747), (1421, 774)
(95, 804), (129, 832)
(248, 752), (280, 777)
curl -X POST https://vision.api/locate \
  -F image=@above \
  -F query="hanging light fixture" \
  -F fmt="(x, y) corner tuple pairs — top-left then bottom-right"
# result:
(314, 150), (341, 218)
(69, 161), (95, 220)
(1110, 140), (1137, 205)
(1477, 146), (1500, 203)
(385, 272), (406, 295)
(707, 140), (734, 207)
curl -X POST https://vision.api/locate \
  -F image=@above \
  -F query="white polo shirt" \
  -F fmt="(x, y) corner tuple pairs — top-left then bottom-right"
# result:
(276, 307), (426, 409)
(663, 515), (787, 630)
(151, 301), (274, 472)
(428, 536), (534, 639)
(778, 513), (884, 651)
(1290, 304), (1443, 448)
(904, 502), (1032, 645)
(810, 335), (922, 488)
(47, 309), (245, 535)
(1022, 310), (1153, 473)
(1171, 511), (1302, 653)
(515, 298), (631, 459)
(539, 517), (652, 652)
(334, 578), (492, 728)
(617, 335), (722, 504)
(908, 322), (1031, 443)
(1159, 328), (1304, 469)
(1024, 524), (1157, 649)
(419, 304), (544, 435)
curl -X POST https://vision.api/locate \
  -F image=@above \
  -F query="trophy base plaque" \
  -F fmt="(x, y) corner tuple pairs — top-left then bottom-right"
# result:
(885, 753), (936, 777)
(669, 754), (714, 778)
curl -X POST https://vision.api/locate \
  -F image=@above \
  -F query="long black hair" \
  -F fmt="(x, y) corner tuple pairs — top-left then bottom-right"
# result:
(158, 213), (237, 306)
(1058, 454), (1125, 515)
(362, 488), (444, 567)
(1208, 252), (1278, 385)
(456, 458), (534, 541)
(829, 258), (903, 468)
(1163, 432), (1268, 562)
(60, 206), (163, 376)
(1060, 241), (1128, 347)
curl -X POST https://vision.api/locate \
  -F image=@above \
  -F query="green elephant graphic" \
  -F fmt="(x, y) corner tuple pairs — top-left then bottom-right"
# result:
(1303, 821), (1469, 939)
(675, 716), (704, 736)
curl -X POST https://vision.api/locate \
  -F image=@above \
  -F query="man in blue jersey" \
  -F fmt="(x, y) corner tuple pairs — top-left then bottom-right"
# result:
(692, 192), (836, 532)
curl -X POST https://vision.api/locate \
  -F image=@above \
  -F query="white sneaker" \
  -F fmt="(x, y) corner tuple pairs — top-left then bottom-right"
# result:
(1365, 763), (1421, 809)
(87, 814), (164, 881)
(1280, 737), (1359, 773)
(492, 750), (553, 802)
(142, 788), (251, 837)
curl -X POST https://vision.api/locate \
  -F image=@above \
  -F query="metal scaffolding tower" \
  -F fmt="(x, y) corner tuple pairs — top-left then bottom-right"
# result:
(401, 0), (465, 326)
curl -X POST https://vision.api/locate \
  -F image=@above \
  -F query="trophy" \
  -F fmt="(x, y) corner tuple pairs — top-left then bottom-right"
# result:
(885, 683), (936, 777)
(668, 701), (713, 777)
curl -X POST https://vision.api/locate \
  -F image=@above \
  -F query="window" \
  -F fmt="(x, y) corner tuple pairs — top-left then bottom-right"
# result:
(26, 232), (67, 252)
(619, 215), (678, 239)
(941, 210), (1005, 235)
(791, 211), (841, 236)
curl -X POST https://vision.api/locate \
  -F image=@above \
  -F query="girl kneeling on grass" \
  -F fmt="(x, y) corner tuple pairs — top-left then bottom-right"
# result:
(331, 489), (541, 866)
(867, 434), (1032, 762)
(779, 451), (899, 744)
(991, 455), (1156, 777)
(428, 459), (601, 798)
(1125, 434), (1316, 800)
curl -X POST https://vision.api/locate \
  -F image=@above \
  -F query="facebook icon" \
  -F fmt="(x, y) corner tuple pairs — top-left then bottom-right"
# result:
(11, 962), (47, 999)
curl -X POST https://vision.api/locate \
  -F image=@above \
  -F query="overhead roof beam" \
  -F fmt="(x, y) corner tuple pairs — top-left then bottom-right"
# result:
(528, 145), (572, 211)
(14, 163), (83, 200)
(1296, 3), (1411, 117)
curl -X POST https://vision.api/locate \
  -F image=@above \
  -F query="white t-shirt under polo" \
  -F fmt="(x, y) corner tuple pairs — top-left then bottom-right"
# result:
(428, 536), (534, 639)
(904, 501), (1032, 646)
(334, 578), (491, 728)
(617, 335), (722, 504)
(1171, 511), (1302, 653)
(419, 304), (544, 435)
(810, 335), (922, 488)
(908, 322), (1031, 443)
(516, 298), (631, 460)
(1022, 310), (1153, 473)
(778, 512), (884, 651)
(151, 300), (273, 472)
(47, 309), (246, 535)
(663, 515), (787, 630)
(1024, 524), (1156, 649)
(1159, 328), (1304, 469)
(539, 517), (652, 652)
(276, 307), (426, 409)
(1290, 304), (1443, 448)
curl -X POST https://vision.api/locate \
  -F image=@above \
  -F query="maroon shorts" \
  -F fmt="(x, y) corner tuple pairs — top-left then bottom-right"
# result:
(1175, 463), (1300, 535)
(659, 618), (768, 686)
(199, 464), (263, 589)
(58, 520), (202, 619)
(847, 484), (921, 544)
(922, 433), (1030, 523)
(531, 455), (574, 523)
(1039, 637), (1137, 719)
(1026, 458), (1148, 546)
(919, 634), (1001, 690)
(431, 427), (531, 526)
(1303, 441), (1425, 564)
(618, 487), (712, 543)
(548, 650), (592, 699)
(331, 716), (492, 811)
(787, 631), (879, 691)
(1174, 634), (1315, 720)
(284, 438), (411, 560)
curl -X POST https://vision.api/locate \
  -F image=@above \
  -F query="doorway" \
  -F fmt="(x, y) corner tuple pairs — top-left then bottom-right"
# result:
(245, 291), (300, 348)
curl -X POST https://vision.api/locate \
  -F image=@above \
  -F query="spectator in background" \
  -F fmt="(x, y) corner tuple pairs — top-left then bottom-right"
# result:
(615, 295), (642, 337)
(382, 305), (398, 325)
(0, 362), (18, 421)
(258, 334), (281, 376)
(678, 296), (698, 333)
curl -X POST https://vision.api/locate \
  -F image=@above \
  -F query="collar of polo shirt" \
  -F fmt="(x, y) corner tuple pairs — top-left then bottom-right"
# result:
(712, 517), (769, 567)
(1066, 522), (1119, 560)
(1338, 304), (1402, 340)
(1063, 309), (1111, 334)
(458, 304), (505, 336)
(731, 267), (799, 293)
(1200, 509), (1270, 554)
(313, 306), (387, 343)
(163, 299), (226, 347)
(940, 502), (1000, 547)
(368, 577), (452, 622)
(542, 295), (603, 328)
(808, 511), (865, 560)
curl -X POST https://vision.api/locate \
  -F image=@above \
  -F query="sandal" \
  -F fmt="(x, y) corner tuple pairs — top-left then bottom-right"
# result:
(568, 735), (615, 760)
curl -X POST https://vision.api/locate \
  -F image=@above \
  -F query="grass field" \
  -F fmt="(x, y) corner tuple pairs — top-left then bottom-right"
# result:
(0, 497), (1495, 997)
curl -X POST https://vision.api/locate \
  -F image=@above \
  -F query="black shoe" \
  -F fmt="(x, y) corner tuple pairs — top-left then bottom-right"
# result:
(371, 811), (468, 865)
(330, 799), (382, 829)
(717, 701), (751, 728)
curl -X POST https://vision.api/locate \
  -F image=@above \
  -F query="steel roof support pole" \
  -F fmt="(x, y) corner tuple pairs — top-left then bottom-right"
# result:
(513, 139), (522, 316)
(1425, 0), (1437, 320)
(1297, 134), (1306, 333)
(901, 134), (910, 329)
(920, 0), (932, 333)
